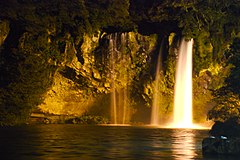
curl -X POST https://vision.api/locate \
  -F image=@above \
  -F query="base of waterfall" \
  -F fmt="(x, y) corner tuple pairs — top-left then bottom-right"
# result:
(164, 123), (210, 129)
(148, 123), (211, 129)
(98, 124), (131, 126)
(202, 136), (240, 155)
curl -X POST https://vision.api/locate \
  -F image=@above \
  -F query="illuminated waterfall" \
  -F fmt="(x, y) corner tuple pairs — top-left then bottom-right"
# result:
(150, 40), (163, 125)
(120, 33), (129, 124)
(109, 36), (117, 124)
(172, 38), (193, 128)
(109, 33), (129, 124)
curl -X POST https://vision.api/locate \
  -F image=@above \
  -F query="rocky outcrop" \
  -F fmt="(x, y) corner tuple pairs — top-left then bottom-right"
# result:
(209, 119), (240, 138)
(202, 118), (240, 155)
(38, 32), (158, 120)
(202, 136), (240, 155)
(0, 20), (9, 46)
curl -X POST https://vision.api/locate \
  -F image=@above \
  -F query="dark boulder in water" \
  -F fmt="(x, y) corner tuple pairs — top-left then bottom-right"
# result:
(202, 136), (240, 155)
(202, 117), (240, 155)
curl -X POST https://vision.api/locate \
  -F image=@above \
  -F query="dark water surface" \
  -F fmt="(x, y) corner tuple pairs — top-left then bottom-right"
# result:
(0, 125), (237, 160)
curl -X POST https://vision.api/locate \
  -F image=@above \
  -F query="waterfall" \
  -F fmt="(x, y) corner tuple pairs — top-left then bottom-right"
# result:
(109, 33), (129, 124)
(172, 38), (193, 128)
(120, 33), (129, 124)
(150, 40), (163, 125)
(109, 35), (117, 124)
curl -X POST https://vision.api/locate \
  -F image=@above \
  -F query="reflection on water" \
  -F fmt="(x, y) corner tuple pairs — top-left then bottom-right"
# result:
(0, 125), (236, 159)
(171, 130), (196, 160)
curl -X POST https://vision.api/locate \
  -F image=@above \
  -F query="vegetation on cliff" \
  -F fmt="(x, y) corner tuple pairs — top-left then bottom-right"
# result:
(208, 38), (240, 122)
(0, 0), (240, 125)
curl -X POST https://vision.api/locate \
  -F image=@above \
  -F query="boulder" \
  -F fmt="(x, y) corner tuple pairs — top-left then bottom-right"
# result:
(209, 119), (240, 138)
(202, 136), (240, 155)
(203, 117), (240, 155)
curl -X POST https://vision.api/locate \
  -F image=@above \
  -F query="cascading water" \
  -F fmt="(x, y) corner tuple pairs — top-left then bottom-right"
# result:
(109, 33), (129, 125)
(150, 40), (163, 126)
(109, 35), (117, 124)
(120, 33), (129, 124)
(172, 38), (194, 128)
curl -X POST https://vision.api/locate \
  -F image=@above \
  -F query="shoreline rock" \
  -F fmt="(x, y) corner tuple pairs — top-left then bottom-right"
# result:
(202, 136), (240, 155)
(28, 112), (109, 125)
(202, 118), (240, 156)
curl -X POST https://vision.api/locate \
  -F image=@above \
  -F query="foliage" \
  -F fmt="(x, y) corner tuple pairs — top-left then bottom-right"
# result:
(208, 38), (240, 122)
(193, 31), (213, 73)
(86, 0), (133, 32)
(208, 92), (240, 122)
(224, 38), (240, 94)
(0, 31), (62, 125)
(193, 77), (213, 122)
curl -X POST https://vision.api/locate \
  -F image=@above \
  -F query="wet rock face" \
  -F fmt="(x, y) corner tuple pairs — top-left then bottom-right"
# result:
(38, 32), (158, 117)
